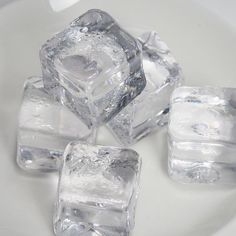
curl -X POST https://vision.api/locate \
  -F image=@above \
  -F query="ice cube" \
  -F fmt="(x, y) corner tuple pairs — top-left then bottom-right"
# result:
(107, 31), (183, 145)
(54, 142), (141, 235)
(40, 9), (146, 127)
(168, 86), (236, 184)
(17, 77), (96, 172)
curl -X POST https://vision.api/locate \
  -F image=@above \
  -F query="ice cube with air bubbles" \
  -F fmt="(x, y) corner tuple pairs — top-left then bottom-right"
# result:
(168, 86), (236, 184)
(107, 31), (184, 146)
(40, 9), (146, 127)
(54, 142), (141, 236)
(17, 77), (96, 172)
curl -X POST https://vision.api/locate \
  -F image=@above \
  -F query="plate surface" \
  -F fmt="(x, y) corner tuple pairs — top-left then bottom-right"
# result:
(0, 0), (236, 235)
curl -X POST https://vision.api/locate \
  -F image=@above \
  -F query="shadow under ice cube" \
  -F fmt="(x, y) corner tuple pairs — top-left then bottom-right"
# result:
(40, 9), (146, 127)
(107, 31), (183, 145)
(17, 77), (96, 172)
(54, 142), (141, 236)
(168, 86), (236, 184)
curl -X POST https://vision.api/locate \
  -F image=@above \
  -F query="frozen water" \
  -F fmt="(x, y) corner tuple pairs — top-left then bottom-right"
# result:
(168, 86), (236, 184)
(17, 77), (96, 172)
(107, 31), (183, 145)
(54, 142), (141, 236)
(40, 9), (146, 127)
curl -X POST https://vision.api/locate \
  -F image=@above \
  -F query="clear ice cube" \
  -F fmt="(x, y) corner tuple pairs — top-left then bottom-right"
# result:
(40, 9), (146, 127)
(168, 86), (236, 184)
(54, 142), (141, 235)
(107, 31), (183, 145)
(17, 77), (96, 172)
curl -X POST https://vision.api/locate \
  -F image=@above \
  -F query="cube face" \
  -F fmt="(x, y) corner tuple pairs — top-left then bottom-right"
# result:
(40, 9), (146, 126)
(54, 142), (141, 235)
(107, 31), (183, 145)
(17, 77), (96, 172)
(168, 86), (236, 184)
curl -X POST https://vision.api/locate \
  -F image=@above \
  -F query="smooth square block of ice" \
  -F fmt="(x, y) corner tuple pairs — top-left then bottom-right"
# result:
(168, 86), (236, 184)
(17, 77), (96, 172)
(40, 9), (146, 127)
(54, 142), (141, 236)
(107, 31), (183, 145)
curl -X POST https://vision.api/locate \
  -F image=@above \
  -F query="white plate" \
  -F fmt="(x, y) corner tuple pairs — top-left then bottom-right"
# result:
(1, 0), (236, 235)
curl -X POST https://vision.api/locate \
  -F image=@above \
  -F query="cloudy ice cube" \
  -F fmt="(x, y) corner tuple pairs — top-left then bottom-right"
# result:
(168, 86), (236, 184)
(107, 31), (183, 145)
(17, 77), (96, 172)
(54, 142), (141, 235)
(40, 9), (146, 127)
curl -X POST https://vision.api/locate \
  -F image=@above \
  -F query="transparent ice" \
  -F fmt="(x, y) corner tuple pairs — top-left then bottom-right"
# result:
(107, 31), (183, 145)
(168, 86), (236, 184)
(54, 142), (141, 236)
(40, 9), (146, 127)
(17, 77), (96, 172)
